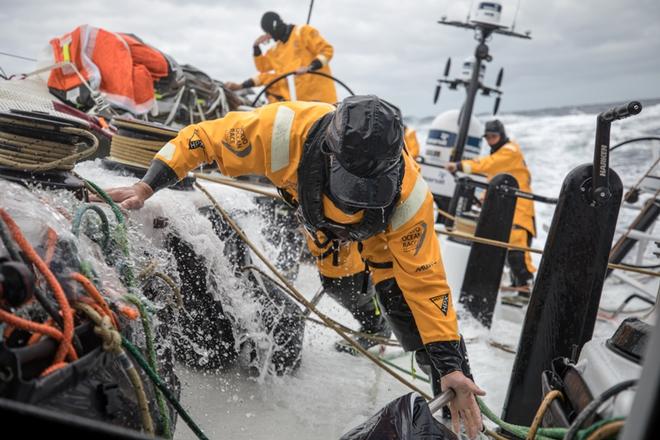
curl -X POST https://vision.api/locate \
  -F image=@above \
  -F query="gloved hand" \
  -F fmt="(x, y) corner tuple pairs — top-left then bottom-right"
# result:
(294, 66), (310, 75)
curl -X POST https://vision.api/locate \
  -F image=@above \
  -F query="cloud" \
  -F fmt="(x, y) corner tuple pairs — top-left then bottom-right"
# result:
(1, 0), (658, 117)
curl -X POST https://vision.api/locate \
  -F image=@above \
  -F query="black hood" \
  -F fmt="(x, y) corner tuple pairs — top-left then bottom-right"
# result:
(484, 119), (509, 153)
(323, 95), (404, 209)
(261, 11), (292, 42)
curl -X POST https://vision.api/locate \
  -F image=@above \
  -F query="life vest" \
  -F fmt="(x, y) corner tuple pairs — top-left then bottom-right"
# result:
(296, 114), (402, 246)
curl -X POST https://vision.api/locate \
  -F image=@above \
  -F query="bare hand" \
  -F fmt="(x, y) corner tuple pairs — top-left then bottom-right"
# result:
(254, 34), (271, 46)
(90, 182), (154, 210)
(295, 66), (310, 75)
(445, 162), (458, 174)
(224, 81), (242, 91)
(441, 371), (486, 439)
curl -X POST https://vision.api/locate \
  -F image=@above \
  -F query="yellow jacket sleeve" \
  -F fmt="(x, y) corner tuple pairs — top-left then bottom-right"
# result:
(154, 104), (279, 180)
(386, 188), (459, 345)
(152, 101), (335, 186)
(254, 51), (274, 73)
(300, 25), (334, 66)
(461, 144), (516, 175)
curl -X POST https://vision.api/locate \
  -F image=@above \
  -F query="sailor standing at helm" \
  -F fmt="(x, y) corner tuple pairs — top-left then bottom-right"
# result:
(225, 11), (337, 104)
(100, 95), (486, 438)
(447, 120), (536, 301)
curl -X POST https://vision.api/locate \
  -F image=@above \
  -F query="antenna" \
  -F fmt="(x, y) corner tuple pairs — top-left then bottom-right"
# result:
(435, 0), (531, 160)
(306, 0), (315, 24)
(466, 0), (475, 22)
(511, 0), (523, 32)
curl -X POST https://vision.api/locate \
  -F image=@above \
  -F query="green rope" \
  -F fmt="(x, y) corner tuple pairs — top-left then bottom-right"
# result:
(71, 204), (112, 249)
(84, 179), (125, 225)
(83, 178), (135, 287)
(377, 360), (624, 440)
(575, 417), (625, 440)
(74, 179), (177, 438)
(122, 336), (209, 440)
(476, 396), (560, 439)
(124, 293), (171, 438)
(476, 397), (624, 440)
(377, 356), (430, 383)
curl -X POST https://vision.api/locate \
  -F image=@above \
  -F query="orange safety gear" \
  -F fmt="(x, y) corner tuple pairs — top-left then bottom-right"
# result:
(254, 25), (337, 103)
(460, 139), (536, 274)
(147, 100), (460, 352)
(48, 25), (168, 114)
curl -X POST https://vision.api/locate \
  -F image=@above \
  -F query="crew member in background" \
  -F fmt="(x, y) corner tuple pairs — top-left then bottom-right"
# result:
(100, 96), (485, 438)
(225, 11), (337, 104)
(446, 120), (536, 303)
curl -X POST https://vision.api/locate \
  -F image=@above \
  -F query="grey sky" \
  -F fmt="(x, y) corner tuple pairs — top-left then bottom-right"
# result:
(1, 0), (659, 117)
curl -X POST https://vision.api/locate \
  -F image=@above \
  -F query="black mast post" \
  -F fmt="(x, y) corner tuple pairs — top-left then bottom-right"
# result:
(501, 101), (642, 426)
(451, 31), (491, 162)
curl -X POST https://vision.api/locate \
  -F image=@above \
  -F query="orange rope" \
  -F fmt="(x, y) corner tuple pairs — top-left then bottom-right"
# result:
(0, 208), (75, 365)
(40, 362), (68, 377)
(70, 272), (119, 329)
(119, 305), (139, 320)
(43, 227), (58, 266)
(27, 317), (55, 345)
(0, 309), (76, 360)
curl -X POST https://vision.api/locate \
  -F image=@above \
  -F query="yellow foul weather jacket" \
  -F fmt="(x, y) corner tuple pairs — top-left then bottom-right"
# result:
(460, 140), (535, 236)
(460, 140), (536, 273)
(152, 101), (458, 346)
(254, 25), (337, 104)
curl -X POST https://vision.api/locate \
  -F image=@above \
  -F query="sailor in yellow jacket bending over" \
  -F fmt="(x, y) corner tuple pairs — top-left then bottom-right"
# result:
(225, 11), (337, 104)
(447, 120), (536, 296)
(102, 96), (485, 438)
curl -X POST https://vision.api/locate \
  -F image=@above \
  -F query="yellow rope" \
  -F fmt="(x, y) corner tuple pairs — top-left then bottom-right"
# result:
(194, 181), (432, 400)
(526, 390), (563, 440)
(74, 302), (155, 436)
(239, 264), (399, 346)
(0, 124), (98, 171)
(484, 428), (509, 440)
(435, 227), (660, 278)
(108, 134), (161, 169)
(194, 172), (282, 199)
(138, 261), (183, 308)
(107, 117), (177, 170)
(584, 420), (624, 440)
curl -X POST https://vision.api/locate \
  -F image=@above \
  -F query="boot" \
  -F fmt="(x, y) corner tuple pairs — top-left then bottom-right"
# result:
(503, 250), (534, 306)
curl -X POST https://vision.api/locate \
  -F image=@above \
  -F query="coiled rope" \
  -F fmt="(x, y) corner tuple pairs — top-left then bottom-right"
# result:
(107, 118), (177, 170)
(0, 116), (98, 171)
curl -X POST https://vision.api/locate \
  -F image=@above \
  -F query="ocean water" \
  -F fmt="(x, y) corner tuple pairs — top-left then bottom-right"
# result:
(1, 100), (659, 439)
